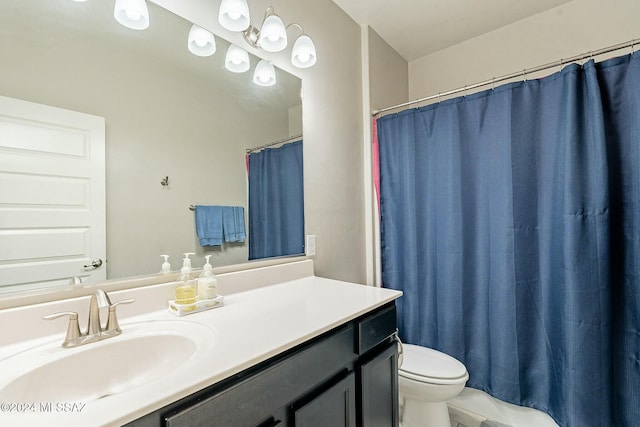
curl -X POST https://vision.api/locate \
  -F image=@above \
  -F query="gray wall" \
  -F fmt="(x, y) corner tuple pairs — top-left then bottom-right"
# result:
(409, 0), (639, 100)
(366, 27), (408, 284)
(369, 28), (409, 112)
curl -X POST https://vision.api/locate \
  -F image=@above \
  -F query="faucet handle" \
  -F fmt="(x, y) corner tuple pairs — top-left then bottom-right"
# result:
(42, 311), (81, 348)
(111, 298), (135, 308)
(104, 298), (135, 335)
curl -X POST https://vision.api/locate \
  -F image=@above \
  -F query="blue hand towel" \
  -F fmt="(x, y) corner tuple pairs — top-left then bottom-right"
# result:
(222, 206), (246, 243)
(195, 205), (223, 246)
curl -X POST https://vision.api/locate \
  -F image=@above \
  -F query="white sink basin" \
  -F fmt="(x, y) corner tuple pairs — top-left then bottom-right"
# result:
(0, 320), (216, 403)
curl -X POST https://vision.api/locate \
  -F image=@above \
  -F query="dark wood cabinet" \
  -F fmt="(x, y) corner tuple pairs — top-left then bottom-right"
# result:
(292, 372), (356, 427)
(358, 342), (399, 427)
(126, 302), (398, 427)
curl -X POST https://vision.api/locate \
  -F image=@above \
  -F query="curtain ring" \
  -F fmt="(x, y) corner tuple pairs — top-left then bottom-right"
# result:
(632, 39), (636, 54)
(437, 92), (441, 103)
(464, 85), (467, 97)
(492, 77), (496, 90)
(522, 69), (527, 82)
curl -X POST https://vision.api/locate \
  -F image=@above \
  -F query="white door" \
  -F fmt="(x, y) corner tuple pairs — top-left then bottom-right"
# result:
(0, 95), (106, 292)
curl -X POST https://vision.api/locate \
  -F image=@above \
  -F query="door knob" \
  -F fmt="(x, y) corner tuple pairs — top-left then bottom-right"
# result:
(84, 258), (103, 269)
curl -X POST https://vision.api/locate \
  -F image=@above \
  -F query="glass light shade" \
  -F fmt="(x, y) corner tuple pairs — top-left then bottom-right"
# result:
(291, 35), (317, 68)
(71, 0), (88, 2)
(218, 0), (251, 32)
(188, 24), (216, 57)
(114, 0), (149, 30)
(253, 60), (276, 86)
(258, 14), (287, 52)
(225, 45), (250, 73)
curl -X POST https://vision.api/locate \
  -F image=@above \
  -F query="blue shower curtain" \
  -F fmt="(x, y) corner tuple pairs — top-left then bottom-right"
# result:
(377, 52), (640, 427)
(248, 140), (304, 260)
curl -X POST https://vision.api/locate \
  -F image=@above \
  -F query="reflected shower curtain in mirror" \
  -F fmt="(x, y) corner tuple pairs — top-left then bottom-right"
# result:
(377, 52), (640, 427)
(248, 140), (304, 260)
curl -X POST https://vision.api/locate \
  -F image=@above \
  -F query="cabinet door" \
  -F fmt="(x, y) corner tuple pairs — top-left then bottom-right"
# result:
(358, 342), (399, 427)
(164, 326), (355, 427)
(293, 373), (356, 427)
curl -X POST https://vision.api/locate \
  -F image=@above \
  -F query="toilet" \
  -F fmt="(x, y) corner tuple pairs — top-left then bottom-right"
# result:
(398, 343), (469, 427)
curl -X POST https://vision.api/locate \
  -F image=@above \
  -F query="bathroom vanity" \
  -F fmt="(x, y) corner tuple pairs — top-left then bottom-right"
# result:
(0, 260), (402, 427)
(129, 302), (398, 427)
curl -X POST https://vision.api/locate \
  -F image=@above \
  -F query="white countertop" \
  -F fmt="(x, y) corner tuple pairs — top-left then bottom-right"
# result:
(0, 271), (401, 427)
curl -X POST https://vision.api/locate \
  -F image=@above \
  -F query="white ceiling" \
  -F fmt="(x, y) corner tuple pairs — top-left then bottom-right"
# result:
(331, 0), (574, 62)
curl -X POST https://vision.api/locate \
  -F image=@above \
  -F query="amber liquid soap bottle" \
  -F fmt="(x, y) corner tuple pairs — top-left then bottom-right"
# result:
(175, 252), (197, 304)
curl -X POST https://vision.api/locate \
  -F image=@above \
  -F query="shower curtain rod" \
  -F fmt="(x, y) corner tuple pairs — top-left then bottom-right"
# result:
(372, 38), (638, 117)
(246, 134), (303, 154)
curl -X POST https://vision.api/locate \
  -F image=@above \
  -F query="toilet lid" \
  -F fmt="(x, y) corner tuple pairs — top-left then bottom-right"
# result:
(400, 344), (468, 381)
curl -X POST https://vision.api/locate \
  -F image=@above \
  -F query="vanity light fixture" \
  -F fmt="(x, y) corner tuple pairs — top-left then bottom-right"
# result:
(257, 12), (287, 53)
(291, 33), (317, 68)
(114, 0), (149, 30)
(105, 0), (308, 86)
(253, 59), (276, 86)
(225, 44), (251, 73)
(218, 0), (251, 32)
(219, 4), (317, 69)
(188, 24), (216, 57)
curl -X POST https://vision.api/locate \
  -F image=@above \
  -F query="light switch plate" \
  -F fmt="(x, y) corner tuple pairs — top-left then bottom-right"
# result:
(306, 235), (316, 256)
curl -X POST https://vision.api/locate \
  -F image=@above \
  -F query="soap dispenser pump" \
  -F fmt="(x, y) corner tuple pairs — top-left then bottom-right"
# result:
(160, 254), (171, 274)
(198, 255), (218, 300)
(175, 252), (197, 304)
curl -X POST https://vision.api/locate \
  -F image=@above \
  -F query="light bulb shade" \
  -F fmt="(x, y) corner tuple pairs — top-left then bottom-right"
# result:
(258, 14), (287, 52)
(291, 35), (317, 68)
(114, 0), (149, 30)
(188, 24), (216, 56)
(218, 0), (251, 32)
(253, 60), (276, 86)
(225, 45), (250, 73)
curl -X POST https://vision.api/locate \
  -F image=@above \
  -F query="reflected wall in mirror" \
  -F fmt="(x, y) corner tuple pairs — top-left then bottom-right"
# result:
(0, 0), (303, 295)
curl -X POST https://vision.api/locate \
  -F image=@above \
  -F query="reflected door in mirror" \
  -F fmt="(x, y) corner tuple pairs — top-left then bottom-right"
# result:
(0, 96), (106, 293)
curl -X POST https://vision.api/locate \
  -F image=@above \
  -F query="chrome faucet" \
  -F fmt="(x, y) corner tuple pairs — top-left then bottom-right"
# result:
(43, 290), (135, 348)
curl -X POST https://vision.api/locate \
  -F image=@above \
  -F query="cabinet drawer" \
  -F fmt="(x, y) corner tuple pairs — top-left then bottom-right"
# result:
(355, 303), (397, 355)
(165, 325), (356, 427)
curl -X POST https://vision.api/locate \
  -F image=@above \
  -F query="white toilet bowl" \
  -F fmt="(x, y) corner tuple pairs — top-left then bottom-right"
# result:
(398, 343), (469, 427)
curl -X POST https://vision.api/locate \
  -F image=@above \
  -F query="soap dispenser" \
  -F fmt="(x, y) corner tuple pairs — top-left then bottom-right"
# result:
(175, 252), (197, 304)
(160, 254), (171, 274)
(198, 255), (218, 300)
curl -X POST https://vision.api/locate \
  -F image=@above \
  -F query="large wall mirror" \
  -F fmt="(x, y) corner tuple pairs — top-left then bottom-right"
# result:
(0, 0), (304, 296)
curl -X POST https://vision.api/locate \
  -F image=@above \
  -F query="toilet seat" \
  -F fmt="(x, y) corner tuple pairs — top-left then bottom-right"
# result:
(399, 344), (469, 385)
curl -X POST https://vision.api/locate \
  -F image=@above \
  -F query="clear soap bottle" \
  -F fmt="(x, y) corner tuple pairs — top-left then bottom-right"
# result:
(175, 252), (197, 304)
(198, 255), (218, 300)
(160, 254), (171, 274)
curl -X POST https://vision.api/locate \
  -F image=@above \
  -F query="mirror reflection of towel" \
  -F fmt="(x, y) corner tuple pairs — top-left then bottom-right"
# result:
(222, 206), (246, 243)
(195, 205), (245, 247)
(195, 205), (223, 246)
